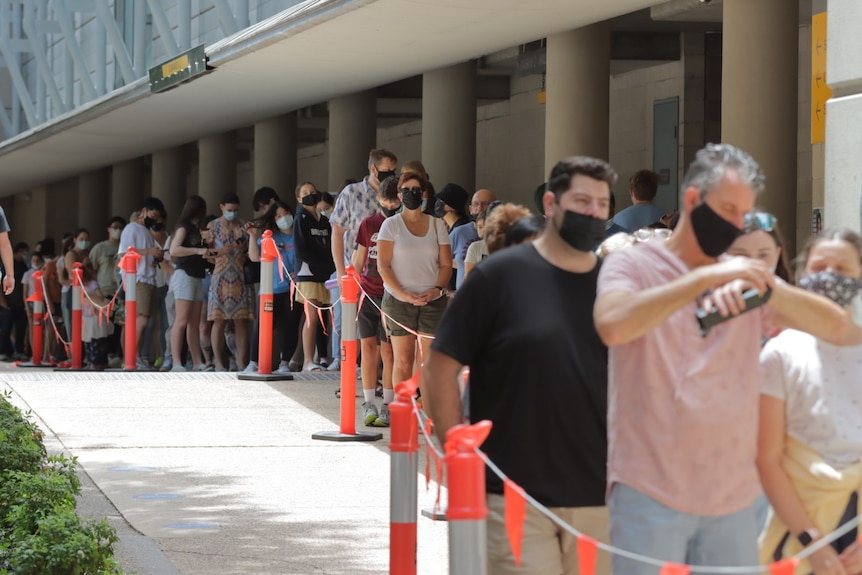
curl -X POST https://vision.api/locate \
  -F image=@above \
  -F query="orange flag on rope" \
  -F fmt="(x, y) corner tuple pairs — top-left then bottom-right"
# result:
(769, 559), (799, 575)
(577, 535), (598, 575)
(503, 478), (527, 566)
(659, 562), (690, 575)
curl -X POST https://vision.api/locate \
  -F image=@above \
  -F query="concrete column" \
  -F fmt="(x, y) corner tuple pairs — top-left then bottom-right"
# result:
(722, 0), (799, 253)
(152, 146), (188, 227)
(825, 0), (862, 233)
(328, 90), (377, 190)
(544, 23), (611, 174)
(254, 112), (297, 198)
(78, 169), (110, 238)
(198, 132), (237, 211)
(422, 61), (477, 190)
(111, 158), (145, 221)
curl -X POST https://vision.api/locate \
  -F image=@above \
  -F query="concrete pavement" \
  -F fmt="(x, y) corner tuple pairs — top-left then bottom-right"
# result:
(0, 368), (450, 575)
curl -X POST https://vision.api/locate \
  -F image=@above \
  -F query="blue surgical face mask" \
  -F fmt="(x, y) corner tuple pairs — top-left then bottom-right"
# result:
(421, 199), (428, 212)
(320, 209), (332, 219)
(276, 215), (294, 231)
(76, 240), (90, 251)
(223, 210), (236, 222)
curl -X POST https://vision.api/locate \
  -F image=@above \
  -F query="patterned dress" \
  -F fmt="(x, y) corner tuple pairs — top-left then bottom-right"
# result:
(207, 218), (255, 321)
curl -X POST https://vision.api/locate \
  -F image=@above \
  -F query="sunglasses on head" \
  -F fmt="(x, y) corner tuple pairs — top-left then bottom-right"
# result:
(743, 211), (776, 232)
(400, 186), (422, 195)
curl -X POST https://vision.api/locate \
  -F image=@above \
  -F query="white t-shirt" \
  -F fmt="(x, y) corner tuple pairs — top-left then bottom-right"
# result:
(464, 239), (488, 267)
(376, 214), (450, 302)
(118, 222), (156, 284)
(761, 328), (862, 469)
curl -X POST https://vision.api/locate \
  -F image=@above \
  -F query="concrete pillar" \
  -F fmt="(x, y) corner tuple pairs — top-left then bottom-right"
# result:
(198, 132), (237, 212)
(254, 112), (297, 199)
(328, 90), (377, 190)
(111, 158), (145, 221)
(825, 0), (862, 233)
(544, 23), (611, 174)
(422, 61), (477, 190)
(722, 0), (799, 253)
(152, 146), (188, 227)
(78, 169), (110, 239)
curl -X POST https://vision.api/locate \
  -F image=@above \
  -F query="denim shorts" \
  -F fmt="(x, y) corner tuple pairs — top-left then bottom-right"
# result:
(171, 269), (206, 302)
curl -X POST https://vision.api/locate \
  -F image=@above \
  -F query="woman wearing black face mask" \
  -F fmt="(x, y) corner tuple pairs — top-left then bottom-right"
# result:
(758, 228), (862, 574)
(293, 181), (336, 372)
(376, 173), (452, 393)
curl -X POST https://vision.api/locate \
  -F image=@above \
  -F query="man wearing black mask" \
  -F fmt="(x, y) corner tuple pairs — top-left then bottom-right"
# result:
(594, 143), (862, 574)
(423, 156), (616, 573)
(119, 196), (166, 369)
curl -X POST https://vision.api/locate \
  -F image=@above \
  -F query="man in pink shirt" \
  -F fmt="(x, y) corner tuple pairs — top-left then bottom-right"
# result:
(595, 143), (862, 574)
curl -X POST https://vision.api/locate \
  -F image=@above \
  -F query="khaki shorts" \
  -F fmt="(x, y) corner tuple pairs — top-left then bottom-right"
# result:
(295, 281), (330, 304)
(487, 494), (610, 575)
(381, 291), (447, 337)
(135, 282), (157, 317)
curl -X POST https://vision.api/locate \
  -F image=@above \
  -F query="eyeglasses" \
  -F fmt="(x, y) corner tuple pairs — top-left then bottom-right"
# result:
(471, 201), (491, 209)
(743, 212), (776, 232)
(400, 186), (422, 195)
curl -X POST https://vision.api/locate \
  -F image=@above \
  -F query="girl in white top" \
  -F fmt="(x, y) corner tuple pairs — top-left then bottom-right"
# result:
(758, 228), (862, 575)
(377, 172), (452, 389)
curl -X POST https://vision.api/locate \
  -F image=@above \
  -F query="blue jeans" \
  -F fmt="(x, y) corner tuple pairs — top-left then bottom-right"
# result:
(609, 483), (759, 575)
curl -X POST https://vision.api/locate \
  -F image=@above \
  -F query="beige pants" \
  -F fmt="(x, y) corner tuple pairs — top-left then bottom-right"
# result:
(486, 494), (610, 575)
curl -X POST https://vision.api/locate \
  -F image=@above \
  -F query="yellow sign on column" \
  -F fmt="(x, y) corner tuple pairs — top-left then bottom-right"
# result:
(811, 12), (832, 144)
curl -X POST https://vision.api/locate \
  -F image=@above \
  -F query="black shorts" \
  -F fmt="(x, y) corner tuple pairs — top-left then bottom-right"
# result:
(357, 294), (388, 342)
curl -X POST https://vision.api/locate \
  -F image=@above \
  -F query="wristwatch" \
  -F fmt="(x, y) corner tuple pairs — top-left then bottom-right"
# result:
(797, 527), (821, 547)
(434, 285), (447, 298)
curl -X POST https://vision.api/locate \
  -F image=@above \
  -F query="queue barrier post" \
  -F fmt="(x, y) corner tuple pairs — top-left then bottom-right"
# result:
(389, 376), (420, 575)
(312, 266), (381, 442)
(239, 230), (293, 382)
(19, 271), (50, 368)
(121, 248), (140, 371)
(70, 263), (83, 369)
(445, 420), (492, 575)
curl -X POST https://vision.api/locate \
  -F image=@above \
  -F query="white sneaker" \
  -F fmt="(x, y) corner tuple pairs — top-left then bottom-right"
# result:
(242, 361), (258, 373)
(276, 361), (291, 374)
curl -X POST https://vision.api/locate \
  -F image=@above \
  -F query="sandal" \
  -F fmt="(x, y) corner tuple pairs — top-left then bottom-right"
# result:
(303, 363), (324, 372)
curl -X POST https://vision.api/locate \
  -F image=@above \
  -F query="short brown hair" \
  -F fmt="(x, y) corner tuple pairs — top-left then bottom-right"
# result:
(629, 169), (659, 202)
(547, 156), (617, 197)
(398, 172), (428, 191)
(401, 160), (428, 181)
(368, 148), (398, 168)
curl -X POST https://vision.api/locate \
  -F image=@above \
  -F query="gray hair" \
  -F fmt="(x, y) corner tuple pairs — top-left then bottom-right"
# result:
(680, 143), (765, 202)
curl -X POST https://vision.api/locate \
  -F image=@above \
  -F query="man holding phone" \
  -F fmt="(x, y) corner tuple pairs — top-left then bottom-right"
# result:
(119, 197), (167, 370)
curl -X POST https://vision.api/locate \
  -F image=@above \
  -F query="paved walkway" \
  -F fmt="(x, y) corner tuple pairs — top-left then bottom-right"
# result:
(0, 367), (449, 575)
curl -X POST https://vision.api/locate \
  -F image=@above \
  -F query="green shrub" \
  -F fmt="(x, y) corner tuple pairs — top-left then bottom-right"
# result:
(0, 395), (45, 474)
(0, 392), (123, 574)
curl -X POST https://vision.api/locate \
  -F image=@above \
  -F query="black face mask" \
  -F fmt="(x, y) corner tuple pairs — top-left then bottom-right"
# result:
(690, 201), (742, 257)
(301, 192), (322, 207)
(377, 170), (396, 182)
(557, 209), (607, 252)
(434, 199), (448, 219)
(144, 217), (163, 232)
(382, 206), (400, 218)
(401, 189), (423, 211)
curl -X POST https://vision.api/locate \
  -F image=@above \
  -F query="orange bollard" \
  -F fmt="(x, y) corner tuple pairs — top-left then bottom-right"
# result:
(238, 230), (292, 382)
(445, 420), (492, 575)
(70, 263), (83, 369)
(390, 374), (420, 575)
(120, 248), (140, 370)
(311, 266), (381, 442)
(20, 271), (46, 368)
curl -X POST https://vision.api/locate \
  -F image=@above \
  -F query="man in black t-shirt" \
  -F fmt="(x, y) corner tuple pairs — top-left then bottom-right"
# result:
(424, 156), (617, 574)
